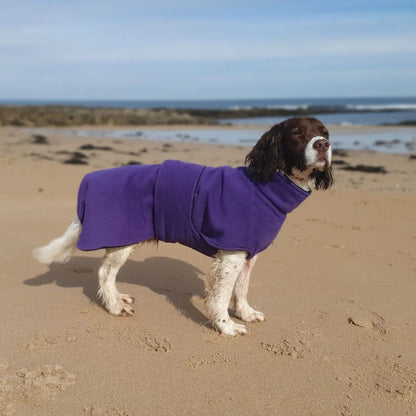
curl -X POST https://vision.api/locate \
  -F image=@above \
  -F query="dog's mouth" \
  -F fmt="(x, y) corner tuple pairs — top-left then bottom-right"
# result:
(303, 157), (330, 172)
(314, 158), (330, 171)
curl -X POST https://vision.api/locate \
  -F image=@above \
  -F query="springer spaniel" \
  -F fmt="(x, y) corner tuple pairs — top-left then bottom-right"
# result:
(33, 117), (332, 336)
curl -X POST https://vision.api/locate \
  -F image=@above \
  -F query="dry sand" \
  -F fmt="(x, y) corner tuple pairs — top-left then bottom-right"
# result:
(0, 125), (415, 416)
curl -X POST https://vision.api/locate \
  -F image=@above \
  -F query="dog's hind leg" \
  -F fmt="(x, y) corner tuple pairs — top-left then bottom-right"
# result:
(33, 217), (81, 265)
(232, 255), (265, 323)
(98, 244), (137, 316)
(205, 250), (248, 336)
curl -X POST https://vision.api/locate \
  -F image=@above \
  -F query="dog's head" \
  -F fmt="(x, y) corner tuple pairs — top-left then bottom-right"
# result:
(245, 117), (333, 190)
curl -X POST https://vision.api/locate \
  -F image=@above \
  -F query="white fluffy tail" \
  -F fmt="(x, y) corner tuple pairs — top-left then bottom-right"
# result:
(33, 217), (82, 265)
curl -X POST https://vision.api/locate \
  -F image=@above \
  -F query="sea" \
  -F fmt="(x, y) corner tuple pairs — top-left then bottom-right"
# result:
(3, 97), (416, 153)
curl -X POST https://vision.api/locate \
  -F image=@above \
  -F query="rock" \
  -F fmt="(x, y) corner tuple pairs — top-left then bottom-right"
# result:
(31, 134), (50, 145)
(341, 164), (387, 174)
(78, 144), (113, 151)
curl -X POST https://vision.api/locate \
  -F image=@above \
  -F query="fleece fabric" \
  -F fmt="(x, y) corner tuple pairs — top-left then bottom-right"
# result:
(76, 160), (310, 258)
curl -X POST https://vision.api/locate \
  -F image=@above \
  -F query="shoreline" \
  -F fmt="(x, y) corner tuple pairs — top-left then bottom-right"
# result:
(15, 123), (416, 155)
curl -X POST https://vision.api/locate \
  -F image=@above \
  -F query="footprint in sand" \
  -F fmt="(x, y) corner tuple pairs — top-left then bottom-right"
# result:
(188, 351), (240, 369)
(260, 338), (311, 359)
(127, 329), (172, 352)
(87, 325), (172, 352)
(83, 406), (130, 416)
(346, 354), (416, 408)
(342, 299), (387, 337)
(20, 330), (78, 350)
(0, 363), (75, 414)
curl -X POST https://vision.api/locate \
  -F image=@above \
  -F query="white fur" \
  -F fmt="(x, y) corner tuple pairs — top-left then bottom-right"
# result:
(97, 245), (137, 316)
(289, 167), (314, 191)
(33, 217), (81, 265)
(205, 250), (250, 335)
(232, 255), (264, 322)
(305, 135), (332, 167)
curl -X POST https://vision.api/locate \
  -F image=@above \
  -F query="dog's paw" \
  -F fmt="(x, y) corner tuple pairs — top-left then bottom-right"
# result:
(235, 306), (265, 323)
(119, 303), (135, 317)
(121, 294), (135, 305)
(108, 297), (135, 317)
(216, 319), (247, 336)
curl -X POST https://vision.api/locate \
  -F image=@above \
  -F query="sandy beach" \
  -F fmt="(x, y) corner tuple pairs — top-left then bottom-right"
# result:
(1, 125), (415, 416)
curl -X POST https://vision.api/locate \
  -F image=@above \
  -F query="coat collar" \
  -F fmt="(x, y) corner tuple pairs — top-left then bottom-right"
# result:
(243, 169), (310, 214)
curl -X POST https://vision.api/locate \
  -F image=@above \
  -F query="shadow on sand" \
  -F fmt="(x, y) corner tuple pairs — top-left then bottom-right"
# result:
(25, 256), (208, 326)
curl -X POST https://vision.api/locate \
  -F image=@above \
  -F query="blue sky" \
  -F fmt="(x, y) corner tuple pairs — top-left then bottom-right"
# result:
(1, 0), (415, 100)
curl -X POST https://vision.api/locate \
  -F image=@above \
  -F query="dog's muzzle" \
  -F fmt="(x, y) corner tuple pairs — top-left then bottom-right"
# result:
(305, 136), (332, 170)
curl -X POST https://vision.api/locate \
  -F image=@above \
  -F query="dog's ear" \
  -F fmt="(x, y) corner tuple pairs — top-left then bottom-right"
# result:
(310, 167), (333, 190)
(245, 122), (286, 182)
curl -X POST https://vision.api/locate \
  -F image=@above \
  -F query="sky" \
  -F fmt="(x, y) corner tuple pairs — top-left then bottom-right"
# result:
(1, 0), (415, 100)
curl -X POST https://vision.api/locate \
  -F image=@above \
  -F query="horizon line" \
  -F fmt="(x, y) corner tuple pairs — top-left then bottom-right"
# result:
(1, 95), (416, 103)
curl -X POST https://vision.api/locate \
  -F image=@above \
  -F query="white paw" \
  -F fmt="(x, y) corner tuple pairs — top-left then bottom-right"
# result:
(108, 297), (135, 317)
(235, 306), (265, 323)
(215, 319), (247, 336)
(118, 303), (135, 317)
(121, 294), (135, 304)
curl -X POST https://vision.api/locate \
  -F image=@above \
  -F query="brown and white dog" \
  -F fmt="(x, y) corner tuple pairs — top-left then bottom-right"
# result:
(33, 117), (333, 336)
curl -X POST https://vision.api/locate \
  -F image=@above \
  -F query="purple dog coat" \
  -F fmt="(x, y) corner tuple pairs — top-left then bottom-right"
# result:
(76, 160), (310, 258)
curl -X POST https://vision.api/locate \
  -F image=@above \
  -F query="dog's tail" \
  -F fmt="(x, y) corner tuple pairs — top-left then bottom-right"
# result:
(33, 217), (82, 265)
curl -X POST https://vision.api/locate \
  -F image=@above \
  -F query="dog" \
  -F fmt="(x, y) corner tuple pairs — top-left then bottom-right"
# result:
(33, 117), (333, 336)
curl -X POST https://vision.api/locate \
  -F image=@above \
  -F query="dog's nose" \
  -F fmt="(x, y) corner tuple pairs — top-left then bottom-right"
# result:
(313, 139), (330, 151)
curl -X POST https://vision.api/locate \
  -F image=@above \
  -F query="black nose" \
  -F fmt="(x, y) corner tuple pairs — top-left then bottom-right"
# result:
(313, 139), (330, 151)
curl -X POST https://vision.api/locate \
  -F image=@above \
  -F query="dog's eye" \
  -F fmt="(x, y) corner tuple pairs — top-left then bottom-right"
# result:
(292, 127), (303, 137)
(319, 127), (329, 138)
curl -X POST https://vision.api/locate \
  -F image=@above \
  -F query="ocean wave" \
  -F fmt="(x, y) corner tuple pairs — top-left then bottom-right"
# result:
(228, 104), (311, 111)
(227, 103), (416, 113)
(346, 104), (416, 111)
(264, 104), (310, 111)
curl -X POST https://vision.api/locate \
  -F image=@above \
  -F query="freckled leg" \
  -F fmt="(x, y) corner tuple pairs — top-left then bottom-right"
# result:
(233, 255), (265, 322)
(205, 251), (248, 336)
(98, 245), (136, 316)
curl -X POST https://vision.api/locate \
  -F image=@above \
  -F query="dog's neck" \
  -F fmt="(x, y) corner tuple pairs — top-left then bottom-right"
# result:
(285, 168), (314, 192)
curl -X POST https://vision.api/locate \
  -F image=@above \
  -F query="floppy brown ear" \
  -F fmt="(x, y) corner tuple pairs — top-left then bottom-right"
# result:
(245, 122), (287, 182)
(310, 167), (333, 190)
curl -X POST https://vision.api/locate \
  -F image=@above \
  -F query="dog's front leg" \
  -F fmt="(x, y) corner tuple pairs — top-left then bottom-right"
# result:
(205, 250), (247, 336)
(233, 255), (265, 323)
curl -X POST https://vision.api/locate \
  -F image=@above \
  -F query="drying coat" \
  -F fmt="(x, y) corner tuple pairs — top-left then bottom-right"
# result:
(76, 160), (310, 258)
